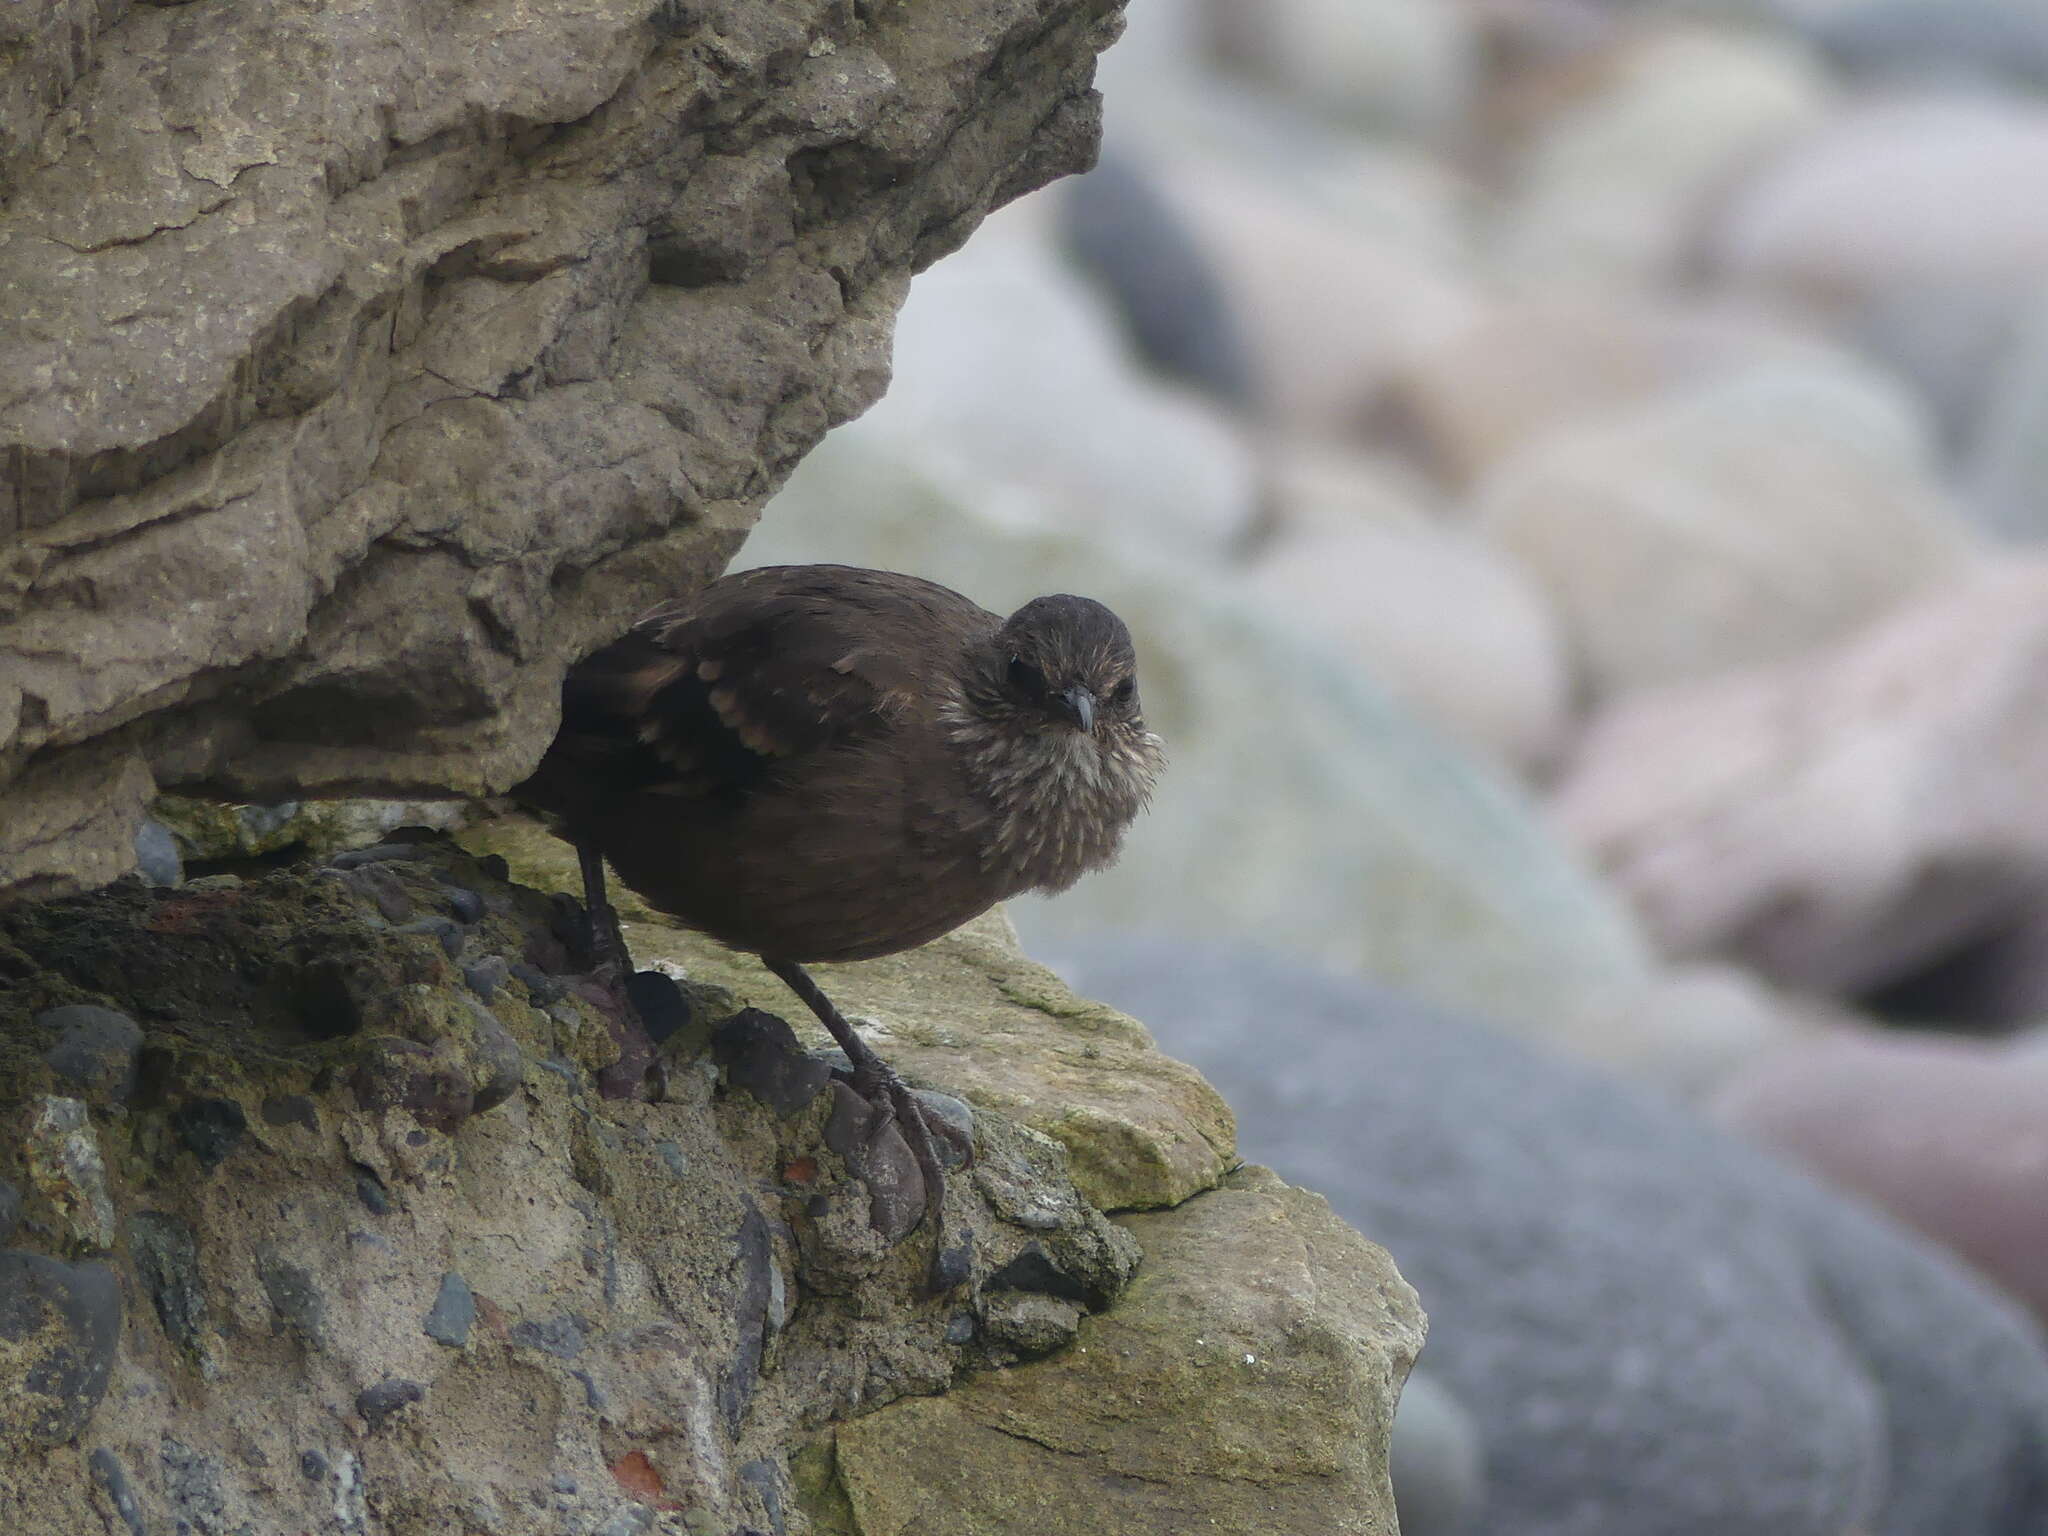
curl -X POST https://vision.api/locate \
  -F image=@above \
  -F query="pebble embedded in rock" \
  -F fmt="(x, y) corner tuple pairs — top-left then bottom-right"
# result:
(260, 1094), (318, 1132)
(353, 1164), (391, 1215)
(349, 1036), (477, 1134)
(341, 864), (414, 922)
(88, 1447), (149, 1536)
(128, 1211), (207, 1357)
(329, 843), (427, 870)
(396, 914), (465, 960)
(160, 1437), (231, 1533)
(911, 1089), (976, 1169)
(258, 1249), (328, 1346)
(655, 1141), (689, 1180)
(26, 1096), (117, 1248)
(355, 1378), (424, 1431)
(0, 1252), (121, 1449)
(713, 1009), (834, 1117)
(738, 1458), (787, 1536)
(510, 1315), (589, 1359)
(38, 1005), (144, 1107)
(132, 818), (184, 888)
(300, 1449), (328, 1480)
(980, 1290), (1082, 1357)
(510, 961), (565, 1004)
(463, 954), (512, 1000)
(435, 877), (487, 924)
(424, 1272), (476, 1347)
(930, 1235), (976, 1293)
(172, 1098), (248, 1169)
(459, 1000), (525, 1115)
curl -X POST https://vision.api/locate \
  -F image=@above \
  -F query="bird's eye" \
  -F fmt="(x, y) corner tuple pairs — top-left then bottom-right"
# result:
(1007, 656), (1046, 696)
(1110, 677), (1136, 707)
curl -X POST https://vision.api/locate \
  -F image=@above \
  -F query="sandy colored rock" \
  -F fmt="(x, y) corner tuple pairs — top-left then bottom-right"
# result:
(0, 0), (1129, 902)
(1708, 96), (2048, 304)
(1476, 357), (1976, 698)
(1382, 294), (1841, 487)
(1497, 23), (1831, 286)
(1152, 154), (1483, 442)
(459, 812), (1237, 1212)
(831, 1166), (1423, 1536)
(1247, 505), (1573, 776)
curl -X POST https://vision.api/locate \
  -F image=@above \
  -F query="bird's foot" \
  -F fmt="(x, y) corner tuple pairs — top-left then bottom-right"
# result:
(590, 963), (668, 1103)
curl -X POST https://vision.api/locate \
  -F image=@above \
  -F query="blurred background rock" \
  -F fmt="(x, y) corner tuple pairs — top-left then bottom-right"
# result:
(727, 2), (2048, 1530)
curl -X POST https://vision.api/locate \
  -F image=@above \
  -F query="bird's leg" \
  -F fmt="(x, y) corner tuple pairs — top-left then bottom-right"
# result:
(578, 841), (633, 977)
(763, 957), (954, 1250)
(577, 842), (662, 1101)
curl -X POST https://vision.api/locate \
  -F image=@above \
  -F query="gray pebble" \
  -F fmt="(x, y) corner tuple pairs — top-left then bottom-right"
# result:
(172, 1097), (247, 1169)
(38, 1005), (143, 1107)
(423, 1272), (475, 1348)
(329, 843), (427, 870)
(436, 878), (487, 924)
(463, 954), (512, 1001)
(88, 1448), (148, 1536)
(132, 819), (184, 887)
(510, 962), (564, 1004)
(713, 1009), (832, 1117)
(353, 1165), (391, 1215)
(510, 1315), (588, 1359)
(396, 915), (464, 960)
(355, 1378), (423, 1431)
(738, 1458), (786, 1536)
(0, 1252), (121, 1447)
(128, 1211), (207, 1357)
(343, 864), (413, 922)
(654, 1140), (690, 1180)
(257, 1249), (327, 1346)
(912, 1088), (975, 1169)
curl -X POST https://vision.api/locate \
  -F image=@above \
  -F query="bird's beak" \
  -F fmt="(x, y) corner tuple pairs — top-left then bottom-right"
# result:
(1058, 685), (1097, 733)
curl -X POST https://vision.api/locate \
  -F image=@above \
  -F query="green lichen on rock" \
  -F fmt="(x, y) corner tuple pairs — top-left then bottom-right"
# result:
(828, 1166), (1423, 1536)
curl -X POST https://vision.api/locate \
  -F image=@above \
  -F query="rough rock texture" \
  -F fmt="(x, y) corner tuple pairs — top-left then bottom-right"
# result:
(0, 0), (1127, 903)
(0, 829), (1419, 1534)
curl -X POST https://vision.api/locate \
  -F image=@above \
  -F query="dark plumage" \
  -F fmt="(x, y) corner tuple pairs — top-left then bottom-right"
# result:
(514, 564), (1163, 1251)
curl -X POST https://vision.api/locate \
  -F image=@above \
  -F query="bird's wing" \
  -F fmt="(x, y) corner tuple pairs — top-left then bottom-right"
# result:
(555, 565), (994, 799)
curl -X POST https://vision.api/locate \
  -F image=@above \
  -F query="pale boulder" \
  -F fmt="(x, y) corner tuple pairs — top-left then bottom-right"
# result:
(1553, 560), (2048, 997)
(1475, 358), (1975, 697)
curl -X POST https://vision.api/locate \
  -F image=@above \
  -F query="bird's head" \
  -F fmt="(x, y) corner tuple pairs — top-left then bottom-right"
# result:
(979, 594), (1146, 739)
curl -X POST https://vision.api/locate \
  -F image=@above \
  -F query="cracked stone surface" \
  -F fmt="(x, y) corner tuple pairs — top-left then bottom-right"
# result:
(0, 0), (1126, 902)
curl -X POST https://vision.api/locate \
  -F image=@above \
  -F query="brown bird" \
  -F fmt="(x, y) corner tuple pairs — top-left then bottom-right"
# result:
(515, 563), (1163, 1239)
